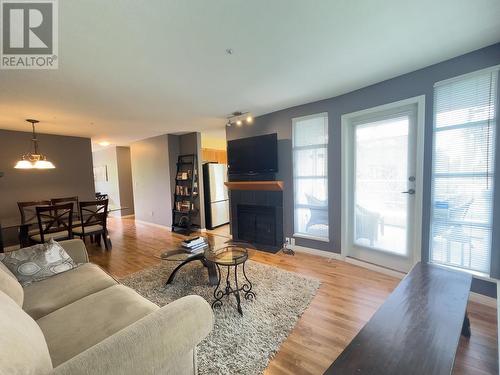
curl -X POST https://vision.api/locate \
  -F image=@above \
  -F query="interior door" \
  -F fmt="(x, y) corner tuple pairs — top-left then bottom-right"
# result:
(345, 104), (419, 271)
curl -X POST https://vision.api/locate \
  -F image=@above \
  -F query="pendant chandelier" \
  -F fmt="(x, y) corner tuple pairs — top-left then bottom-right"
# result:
(14, 119), (56, 169)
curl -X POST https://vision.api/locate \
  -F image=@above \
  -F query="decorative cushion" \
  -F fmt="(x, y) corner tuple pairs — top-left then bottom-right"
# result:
(0, 239), (79, 287)
(0, 262), (24, 307)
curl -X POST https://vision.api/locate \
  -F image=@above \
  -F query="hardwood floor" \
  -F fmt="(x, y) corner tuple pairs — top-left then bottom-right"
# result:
(86, 217), (498, 375)
(205, 223), (231, 238)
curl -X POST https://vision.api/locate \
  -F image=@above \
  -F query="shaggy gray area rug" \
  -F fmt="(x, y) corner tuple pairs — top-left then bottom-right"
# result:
(120, 259), (320, 375)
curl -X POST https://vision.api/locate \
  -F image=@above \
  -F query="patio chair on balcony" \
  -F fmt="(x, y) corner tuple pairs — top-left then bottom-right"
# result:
(305, 194), (328, 233)
(355, 205), (384, 247)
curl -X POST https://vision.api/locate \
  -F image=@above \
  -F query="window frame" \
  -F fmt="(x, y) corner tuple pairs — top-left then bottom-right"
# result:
(429, 65), (500, 276)
(292, 112), (329, 242)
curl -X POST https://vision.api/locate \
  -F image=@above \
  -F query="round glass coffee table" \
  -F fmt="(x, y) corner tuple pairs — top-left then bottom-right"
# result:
(205, 242), (256, 315)
(161, 242), (218, 286)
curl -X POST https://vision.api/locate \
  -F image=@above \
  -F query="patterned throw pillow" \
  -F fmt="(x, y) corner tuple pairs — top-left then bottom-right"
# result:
(0, 239), (78, 287)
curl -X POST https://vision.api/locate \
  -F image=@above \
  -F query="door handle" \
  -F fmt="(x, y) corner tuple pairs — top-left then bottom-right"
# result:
(401, 189), (415, 195)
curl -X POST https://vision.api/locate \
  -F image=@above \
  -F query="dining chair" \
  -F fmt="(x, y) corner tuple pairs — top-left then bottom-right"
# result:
(18, 200), (51, 225)
(73, 199), (111, 250)
(51, 196), (80, 226)
(17, 200), (52, 244)
(31, 203), (74, 243)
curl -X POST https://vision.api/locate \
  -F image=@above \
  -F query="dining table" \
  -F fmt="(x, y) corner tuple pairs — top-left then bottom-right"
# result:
(0, 206), (128, 253)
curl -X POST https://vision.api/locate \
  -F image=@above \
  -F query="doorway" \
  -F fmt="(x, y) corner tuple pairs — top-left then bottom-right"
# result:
(341, 97), (425, 272)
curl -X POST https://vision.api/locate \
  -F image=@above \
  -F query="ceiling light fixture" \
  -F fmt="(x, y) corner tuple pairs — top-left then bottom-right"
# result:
(14, 119), (56, 170)
(226, 111), (253, 127)
(98, 141), (111, 147)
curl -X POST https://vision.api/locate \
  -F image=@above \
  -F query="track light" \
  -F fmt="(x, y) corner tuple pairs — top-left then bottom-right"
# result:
(226, 111), (253, 127)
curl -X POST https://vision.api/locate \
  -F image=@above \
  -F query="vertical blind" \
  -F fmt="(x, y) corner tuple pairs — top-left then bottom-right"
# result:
(292, 113), (329, 240)
(430, 67), (498, 274)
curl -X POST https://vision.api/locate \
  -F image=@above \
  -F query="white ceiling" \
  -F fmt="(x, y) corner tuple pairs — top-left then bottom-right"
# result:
(1, 0), (499, 147)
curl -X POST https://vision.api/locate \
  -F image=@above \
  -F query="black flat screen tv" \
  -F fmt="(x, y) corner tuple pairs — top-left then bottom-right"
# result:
(227, 133), (278, 175)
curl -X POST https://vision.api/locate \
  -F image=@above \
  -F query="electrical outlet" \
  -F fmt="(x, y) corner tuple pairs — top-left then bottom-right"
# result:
(290, 237), (295, 246)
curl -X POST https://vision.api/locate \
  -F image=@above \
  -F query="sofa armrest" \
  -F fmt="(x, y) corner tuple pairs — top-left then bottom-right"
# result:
(58, 239), (89, 264)
(51, 295), (213, 375)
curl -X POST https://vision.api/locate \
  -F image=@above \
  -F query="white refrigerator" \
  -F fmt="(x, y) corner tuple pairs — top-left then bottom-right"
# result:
(203, 163), (230, 229)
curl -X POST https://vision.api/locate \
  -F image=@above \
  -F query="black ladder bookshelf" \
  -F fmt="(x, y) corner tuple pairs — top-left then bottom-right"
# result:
(172, 154), (199, 235)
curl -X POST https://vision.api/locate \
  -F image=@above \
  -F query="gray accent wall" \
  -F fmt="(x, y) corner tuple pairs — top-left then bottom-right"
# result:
(227, 43), (500, 297)
(0, 129), (95, 245)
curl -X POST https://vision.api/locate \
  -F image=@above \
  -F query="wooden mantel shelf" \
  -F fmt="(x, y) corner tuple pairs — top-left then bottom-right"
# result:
(224, 181), (284, 191)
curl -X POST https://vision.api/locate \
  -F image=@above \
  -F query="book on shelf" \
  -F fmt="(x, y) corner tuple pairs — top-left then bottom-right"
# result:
(176, 185), (190, 196)
(175, 201), (195, 211)
(176, 170), (192, 180)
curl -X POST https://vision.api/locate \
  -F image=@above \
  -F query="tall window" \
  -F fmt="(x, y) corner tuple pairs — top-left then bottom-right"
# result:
(430, 67), (498, 274)
(293, 113), (329, 240)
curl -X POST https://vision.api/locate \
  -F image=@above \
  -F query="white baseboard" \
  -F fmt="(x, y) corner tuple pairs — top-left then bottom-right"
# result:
(120, 214), (135, 219)
(133, 219), (171, 231)
(291, 245), (405, 279)
(292, 244), (343, 260)
(133, 218), (205, 234)
(343, 257), (406, 279)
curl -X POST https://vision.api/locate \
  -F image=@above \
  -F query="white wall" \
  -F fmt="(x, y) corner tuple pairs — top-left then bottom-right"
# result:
(130, 134), (172, 226)
(92, 147), (121, 209)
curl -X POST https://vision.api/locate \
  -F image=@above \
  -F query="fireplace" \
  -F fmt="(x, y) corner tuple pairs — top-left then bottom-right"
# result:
(237, 205), (276, 246)
(228, 189), (283, 253)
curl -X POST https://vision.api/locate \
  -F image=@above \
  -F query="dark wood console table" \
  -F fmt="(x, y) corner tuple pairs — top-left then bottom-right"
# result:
(324, 262), (472, 375)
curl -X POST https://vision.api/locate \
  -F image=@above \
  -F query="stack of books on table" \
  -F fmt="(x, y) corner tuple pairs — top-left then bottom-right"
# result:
(181, 237), (208, 254)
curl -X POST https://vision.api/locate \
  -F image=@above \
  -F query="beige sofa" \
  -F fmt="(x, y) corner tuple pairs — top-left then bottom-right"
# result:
(0, 239), (213, 375)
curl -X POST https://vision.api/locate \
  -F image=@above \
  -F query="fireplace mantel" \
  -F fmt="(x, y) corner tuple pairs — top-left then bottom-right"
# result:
(224, 181), (284, 191)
